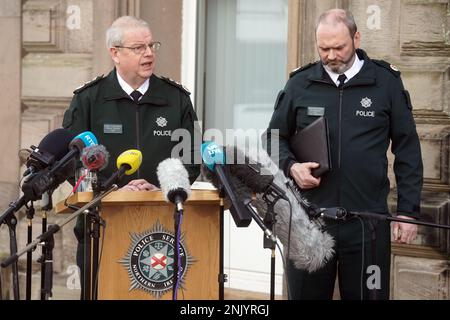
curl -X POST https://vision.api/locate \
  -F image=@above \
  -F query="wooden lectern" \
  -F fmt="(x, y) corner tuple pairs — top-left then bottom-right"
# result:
(56, 190), (220, 300)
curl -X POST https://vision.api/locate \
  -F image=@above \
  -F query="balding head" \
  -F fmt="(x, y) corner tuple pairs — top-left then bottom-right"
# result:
(316, 9), (357, 38)
(315, 9), (360, 74)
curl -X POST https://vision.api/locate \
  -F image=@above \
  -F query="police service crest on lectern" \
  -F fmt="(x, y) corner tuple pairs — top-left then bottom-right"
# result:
(119, 220), (195, 298)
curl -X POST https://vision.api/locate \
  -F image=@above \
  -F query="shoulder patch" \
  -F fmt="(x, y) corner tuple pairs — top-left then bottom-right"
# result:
(159, 76), (191, 95)
(73, 75), (104, 94)
(289, 61), (319, 78)
(372, 59), (401, 77)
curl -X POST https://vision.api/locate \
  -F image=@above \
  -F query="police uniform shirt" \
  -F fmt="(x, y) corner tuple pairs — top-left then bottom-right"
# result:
(116, 70), (149, 100)
(323, 53), (364, 87)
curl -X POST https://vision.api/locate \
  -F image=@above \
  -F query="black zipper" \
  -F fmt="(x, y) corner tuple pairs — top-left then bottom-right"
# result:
(338, 88), (343, 206)
(136, 106), (141, 179)
(338, 89), (343, 169)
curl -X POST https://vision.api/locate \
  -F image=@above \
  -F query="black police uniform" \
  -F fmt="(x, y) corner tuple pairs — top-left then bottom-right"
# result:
(62, 69), (201, 297)
(265, 49), (423, 299)
(63, 69), (201, 186)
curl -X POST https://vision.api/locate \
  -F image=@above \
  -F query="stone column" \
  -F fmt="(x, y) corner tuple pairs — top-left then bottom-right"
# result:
(0, 0), (21, 300)
(0, 2), (21, 211)
(92, 0), (117, 77)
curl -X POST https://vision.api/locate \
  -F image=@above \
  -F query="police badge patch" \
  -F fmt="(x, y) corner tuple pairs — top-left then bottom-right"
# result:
(119, 220), (195, 298)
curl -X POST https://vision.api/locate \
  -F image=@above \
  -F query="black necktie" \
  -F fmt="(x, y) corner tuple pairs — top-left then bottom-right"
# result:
(130, 90), (142, 102)
(337, 74), (347, 88)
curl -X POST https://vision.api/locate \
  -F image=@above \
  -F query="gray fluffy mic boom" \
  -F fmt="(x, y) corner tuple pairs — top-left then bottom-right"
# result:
(239, 147), (335, 272)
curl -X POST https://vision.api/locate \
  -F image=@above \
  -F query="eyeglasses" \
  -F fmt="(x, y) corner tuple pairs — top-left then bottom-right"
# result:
(115, 41), (161, 55)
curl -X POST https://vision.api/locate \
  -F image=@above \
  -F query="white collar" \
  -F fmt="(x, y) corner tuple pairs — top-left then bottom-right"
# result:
(116, 70), (149, 99)
(324, 53), (364, 87)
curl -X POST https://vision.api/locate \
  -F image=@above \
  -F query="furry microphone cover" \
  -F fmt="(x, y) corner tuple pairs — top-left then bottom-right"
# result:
(201, 145), (335, 272)
(251, 148), (335, 272)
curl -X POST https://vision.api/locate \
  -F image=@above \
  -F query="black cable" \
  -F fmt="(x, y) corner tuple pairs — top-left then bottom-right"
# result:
(356, 216), (365, 300)
(283, 201), (293, 299)
(93, 218), (106, 296)
(275, 240), (292, 300)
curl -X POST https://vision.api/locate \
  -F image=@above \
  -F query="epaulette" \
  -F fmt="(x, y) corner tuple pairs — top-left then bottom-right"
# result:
(159, 76), (191, 95)
(73, 75), (104, 94)
(372, 59), (401, 77)
(289, 61), (319, 78)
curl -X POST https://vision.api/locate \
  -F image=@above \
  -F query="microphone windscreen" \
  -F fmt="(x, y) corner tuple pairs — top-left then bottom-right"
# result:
(116, 149), (142, 175)
(252, 149), (335, 272)
(37, 128), (76, 161)
(157, 158), (191, 203)
(224, 145), (274, 193)
(81, 145), (109, 171)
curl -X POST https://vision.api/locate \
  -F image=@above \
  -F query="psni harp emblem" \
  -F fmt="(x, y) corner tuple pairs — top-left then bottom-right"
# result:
(119, 220), (195, 298)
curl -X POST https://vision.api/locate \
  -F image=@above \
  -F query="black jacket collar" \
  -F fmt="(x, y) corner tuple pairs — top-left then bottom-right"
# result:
(307, 49), (377, 87)
(103, 70), (169, 106)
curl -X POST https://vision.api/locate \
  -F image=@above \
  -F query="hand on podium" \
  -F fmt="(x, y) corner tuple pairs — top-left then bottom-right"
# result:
(120, 179), (158, 191)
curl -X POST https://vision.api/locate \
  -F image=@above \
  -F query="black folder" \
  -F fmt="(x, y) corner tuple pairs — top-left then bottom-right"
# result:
(289, 116), (331, 178)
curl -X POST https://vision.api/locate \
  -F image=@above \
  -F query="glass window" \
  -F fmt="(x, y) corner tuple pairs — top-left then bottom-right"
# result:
(203, 0), (288, 136)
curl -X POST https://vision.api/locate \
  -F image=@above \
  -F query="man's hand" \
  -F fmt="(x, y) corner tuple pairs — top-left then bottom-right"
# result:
(392, 215), (418, 244)
(290, 162), (321, 190)
(120, 179), (158, 191)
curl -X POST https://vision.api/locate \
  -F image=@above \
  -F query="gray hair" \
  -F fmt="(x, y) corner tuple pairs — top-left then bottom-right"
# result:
(106, 16), (151, 48)
(316, 9), (357, 38)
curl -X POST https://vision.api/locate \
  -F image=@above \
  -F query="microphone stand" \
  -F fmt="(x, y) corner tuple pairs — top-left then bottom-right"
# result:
(172, 207), (182, 300)
(0, 196), (29, 301)
(90, 171), (103, 300)
(2, 212), (20, 300)
(218, 187), (226, 300)
(314, 208), (450, 230)
(25, 202), (35, 300)
(240, 197), (278, 299)
(262, 189), (284, 301)
(314, 207), (450, 300)
(39, 190), (53, 300)
(1, 185), (118, 287)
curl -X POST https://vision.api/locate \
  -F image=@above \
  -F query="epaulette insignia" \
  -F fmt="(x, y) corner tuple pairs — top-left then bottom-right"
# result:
(160, 76), (191, 95)
(73, 75), (104, 94)
(372, 59), (401, 77)
(289, 61), (319, 78)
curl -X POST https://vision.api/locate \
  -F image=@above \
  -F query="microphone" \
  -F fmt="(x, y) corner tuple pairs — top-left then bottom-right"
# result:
(224, 146), (288, 202)
(1, 131), (84, 225)
(284, 181), (347, 221)
(46, 131), (98, 178)
(101, 149), (142, 190)
(315, 207), (347, 220)
(231, 177), (277, 242)
(23, 128), (76, 176)
(79, 144), (109, 193)
(202, 147), (276, 241)
(201, 141), (252, 227)
(81, 145), (109, 171)
(21, 131), (98, 201)
(157, 158), (191, 211)
(249, 149), (335, 272)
